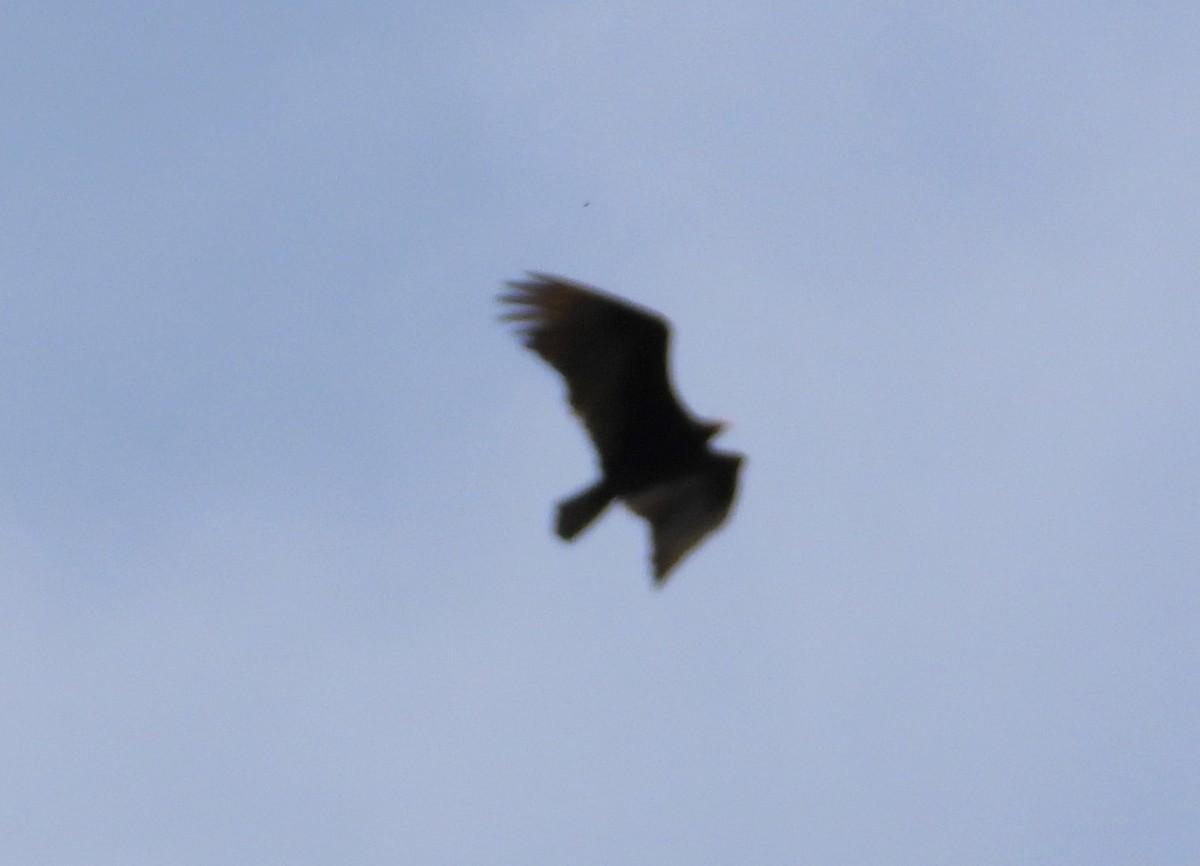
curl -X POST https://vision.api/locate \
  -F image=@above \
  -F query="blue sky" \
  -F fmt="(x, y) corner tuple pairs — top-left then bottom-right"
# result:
(3, 2), (1198, 863)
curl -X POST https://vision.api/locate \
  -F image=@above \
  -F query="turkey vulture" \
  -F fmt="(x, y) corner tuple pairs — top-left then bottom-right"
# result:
(499, 273), (743, 584)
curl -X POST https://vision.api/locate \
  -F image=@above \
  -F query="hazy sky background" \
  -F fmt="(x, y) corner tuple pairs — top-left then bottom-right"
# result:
(3, 2), (1198, 863)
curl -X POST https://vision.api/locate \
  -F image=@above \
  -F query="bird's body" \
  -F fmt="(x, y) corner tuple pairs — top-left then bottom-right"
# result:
(500, 273), (743, 584)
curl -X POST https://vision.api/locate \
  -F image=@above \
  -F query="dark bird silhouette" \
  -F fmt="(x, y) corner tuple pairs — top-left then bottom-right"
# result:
(499, 273), (743, 584)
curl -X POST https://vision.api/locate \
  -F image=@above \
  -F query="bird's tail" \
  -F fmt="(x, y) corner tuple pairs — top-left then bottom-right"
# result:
(555, 481), (613, 540)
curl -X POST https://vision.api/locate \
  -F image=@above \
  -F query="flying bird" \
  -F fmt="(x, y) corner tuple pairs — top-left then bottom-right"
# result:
(499, 273), (743, 584)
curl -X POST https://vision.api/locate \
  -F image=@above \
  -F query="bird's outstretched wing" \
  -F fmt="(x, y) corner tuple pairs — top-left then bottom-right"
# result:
(499, 273), (695, 470)
(624, 452), (742, 582)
